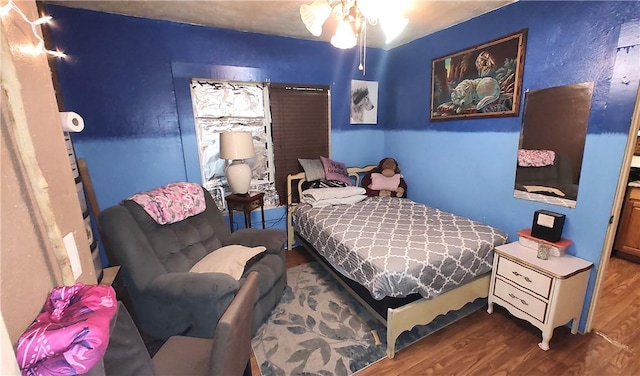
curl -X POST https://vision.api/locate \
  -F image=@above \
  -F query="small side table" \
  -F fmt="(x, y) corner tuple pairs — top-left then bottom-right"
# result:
(225, 192), (265, 232)
(487, 241), (593, 351)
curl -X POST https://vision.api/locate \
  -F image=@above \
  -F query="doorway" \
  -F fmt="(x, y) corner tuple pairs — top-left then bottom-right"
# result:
(587, 84), (640, 331)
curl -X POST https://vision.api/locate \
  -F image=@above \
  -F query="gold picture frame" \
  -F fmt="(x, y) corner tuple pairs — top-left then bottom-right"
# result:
(430, 29), (528, 121)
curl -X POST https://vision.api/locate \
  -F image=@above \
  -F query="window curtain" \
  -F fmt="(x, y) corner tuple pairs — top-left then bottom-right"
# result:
(269, 84), (330, 203)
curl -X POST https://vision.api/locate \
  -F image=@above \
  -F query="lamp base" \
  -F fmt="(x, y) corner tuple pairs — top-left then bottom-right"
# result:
(226, 160), (251, 195)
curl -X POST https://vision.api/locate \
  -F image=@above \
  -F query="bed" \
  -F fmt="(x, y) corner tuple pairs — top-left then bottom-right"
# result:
(286, 165), (509, 358)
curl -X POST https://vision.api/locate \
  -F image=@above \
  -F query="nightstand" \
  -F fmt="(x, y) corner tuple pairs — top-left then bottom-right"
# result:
(225, 192), (265, 232)
(487, 241), (593, 351)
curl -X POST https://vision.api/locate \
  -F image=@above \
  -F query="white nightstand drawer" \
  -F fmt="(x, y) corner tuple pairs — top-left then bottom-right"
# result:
(494, 278), (547, 322)
(489, 241), (594, 351)
(497, 256), (552, 298)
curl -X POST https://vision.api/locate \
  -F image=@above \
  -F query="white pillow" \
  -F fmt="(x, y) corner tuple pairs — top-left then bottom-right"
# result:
(306, 194), (367, 208)
(189, 245), (267, 280)
(301, 186), (366, 202)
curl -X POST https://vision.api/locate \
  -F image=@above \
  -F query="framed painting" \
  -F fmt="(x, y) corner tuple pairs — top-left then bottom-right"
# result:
(430, 29), (527, 121)
(350, 80), (378, 124)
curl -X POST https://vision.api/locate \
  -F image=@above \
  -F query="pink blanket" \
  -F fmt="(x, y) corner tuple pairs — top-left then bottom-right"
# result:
(16, 284), (116, 376)
(127, 182), (206, 225)
(518, 149), (556, 167)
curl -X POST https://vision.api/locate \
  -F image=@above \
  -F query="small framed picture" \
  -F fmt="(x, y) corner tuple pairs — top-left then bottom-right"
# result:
(350, 80), (378, 124)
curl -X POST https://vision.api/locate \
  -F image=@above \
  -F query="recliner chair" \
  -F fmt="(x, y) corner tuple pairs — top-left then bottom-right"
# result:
(152, 271), (260, 376)
(99, 271), (260, 376)
(99, 184), (286, 340)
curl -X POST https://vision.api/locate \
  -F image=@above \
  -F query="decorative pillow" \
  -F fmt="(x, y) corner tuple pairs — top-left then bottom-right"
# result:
(298, 158), (326, 181)
(320, 156), (352, 185)
(302, 179), (349, 191)
(190, 245), (267, 280)
(370, 173), (401, 191)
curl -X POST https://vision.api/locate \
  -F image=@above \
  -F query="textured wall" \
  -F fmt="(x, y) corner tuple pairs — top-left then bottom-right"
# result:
(46, 5), (387, 211)
(383, 1), (638, 134)
(45, 1), (640, 333)
(383, 0), (640, 331)
(1, 0), (97, 343)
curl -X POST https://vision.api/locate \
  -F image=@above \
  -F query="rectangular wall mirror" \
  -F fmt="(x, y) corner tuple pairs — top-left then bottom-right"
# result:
(513, 82), (594, 208)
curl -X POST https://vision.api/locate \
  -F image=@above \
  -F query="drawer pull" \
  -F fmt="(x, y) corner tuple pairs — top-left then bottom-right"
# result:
(508, 293), (529, 306)
(512, 271), (532, 283)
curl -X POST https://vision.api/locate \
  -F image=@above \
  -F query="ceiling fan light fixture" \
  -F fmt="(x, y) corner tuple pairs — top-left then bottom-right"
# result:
(331, 19), (357, 49)
(381, 15), (409, 44)
(300, 0), (332, 37)
(356, 0), (383, 21)
(300, 0), (409, 73)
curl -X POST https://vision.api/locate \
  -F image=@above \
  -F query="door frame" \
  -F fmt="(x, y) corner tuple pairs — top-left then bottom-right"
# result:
(585, 83), (640, 331)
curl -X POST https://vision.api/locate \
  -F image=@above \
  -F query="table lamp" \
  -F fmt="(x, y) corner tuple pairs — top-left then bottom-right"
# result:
(220, 131), (255, 195)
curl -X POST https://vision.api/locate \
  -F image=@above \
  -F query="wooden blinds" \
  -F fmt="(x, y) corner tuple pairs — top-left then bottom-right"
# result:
(269, 83), (330, 203)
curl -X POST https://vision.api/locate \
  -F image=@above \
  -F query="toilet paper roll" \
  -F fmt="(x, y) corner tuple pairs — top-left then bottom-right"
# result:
(59, 111), (84, 133)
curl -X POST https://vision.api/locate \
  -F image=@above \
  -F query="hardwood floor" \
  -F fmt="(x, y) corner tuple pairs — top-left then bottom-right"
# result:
(252, 248), (640, 375)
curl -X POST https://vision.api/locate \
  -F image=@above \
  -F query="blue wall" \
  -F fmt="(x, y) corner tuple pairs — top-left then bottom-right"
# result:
(47, 5), (387, 211)
(384, 0), (639, 329)
(48, 1), (640, 331)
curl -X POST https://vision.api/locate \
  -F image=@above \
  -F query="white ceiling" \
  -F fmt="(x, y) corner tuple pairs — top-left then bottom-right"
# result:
(46, 0), (516, 49)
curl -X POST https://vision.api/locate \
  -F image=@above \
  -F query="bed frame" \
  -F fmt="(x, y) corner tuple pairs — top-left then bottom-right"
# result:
(286, 166), (491, 359)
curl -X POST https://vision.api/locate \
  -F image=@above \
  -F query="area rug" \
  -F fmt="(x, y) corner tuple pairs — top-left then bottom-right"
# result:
(251, 262), (485, 376)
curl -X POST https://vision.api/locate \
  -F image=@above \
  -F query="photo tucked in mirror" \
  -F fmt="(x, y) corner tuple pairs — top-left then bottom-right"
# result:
(514, 82), (594, 208)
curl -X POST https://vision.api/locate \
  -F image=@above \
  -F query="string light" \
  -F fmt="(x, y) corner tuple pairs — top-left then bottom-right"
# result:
(0, 0), (65, 58)
(0, 3), (12, 16)
(33, 15), (52, 25)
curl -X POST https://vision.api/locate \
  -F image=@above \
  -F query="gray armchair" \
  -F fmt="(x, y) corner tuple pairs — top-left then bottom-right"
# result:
(99, 185), (286, 340)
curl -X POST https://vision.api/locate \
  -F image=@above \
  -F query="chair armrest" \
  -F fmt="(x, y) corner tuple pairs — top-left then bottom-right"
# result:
(140, 272), (240, 339)
(223, 228), (287, 253)
(149, 271), (239, 298)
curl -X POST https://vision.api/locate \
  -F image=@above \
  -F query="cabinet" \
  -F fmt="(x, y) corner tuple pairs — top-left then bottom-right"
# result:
(487, 242), (593, 350)
(65, 134), (102, 278)
(614, 186), (640, 257)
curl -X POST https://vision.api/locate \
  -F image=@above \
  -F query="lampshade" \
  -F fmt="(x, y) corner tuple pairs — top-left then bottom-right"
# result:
(331, 19), (357, 49)
(220, 131), (255, 195)
(380, 15), (409, 44)
(220, 131), (255, 160)
(300, 0), (332, 37)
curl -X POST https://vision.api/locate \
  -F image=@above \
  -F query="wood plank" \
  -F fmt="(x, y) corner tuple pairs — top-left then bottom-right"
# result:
(99, 265), (120, 286)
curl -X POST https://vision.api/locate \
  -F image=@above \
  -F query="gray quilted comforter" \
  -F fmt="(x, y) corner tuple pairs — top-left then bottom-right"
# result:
(293, 197), (508, 300)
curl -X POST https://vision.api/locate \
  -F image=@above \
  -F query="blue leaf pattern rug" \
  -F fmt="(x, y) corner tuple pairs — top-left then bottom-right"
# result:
(251, 262), (485, 376)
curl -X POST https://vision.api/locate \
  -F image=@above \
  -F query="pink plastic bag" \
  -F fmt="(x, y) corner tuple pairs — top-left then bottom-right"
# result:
(16, 283), (117, 375)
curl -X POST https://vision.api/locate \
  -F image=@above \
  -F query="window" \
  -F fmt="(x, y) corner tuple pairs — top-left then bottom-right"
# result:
(190, 80), (330, 208)
(190, 80), (276, 209)
(269, 83), (330, 203)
